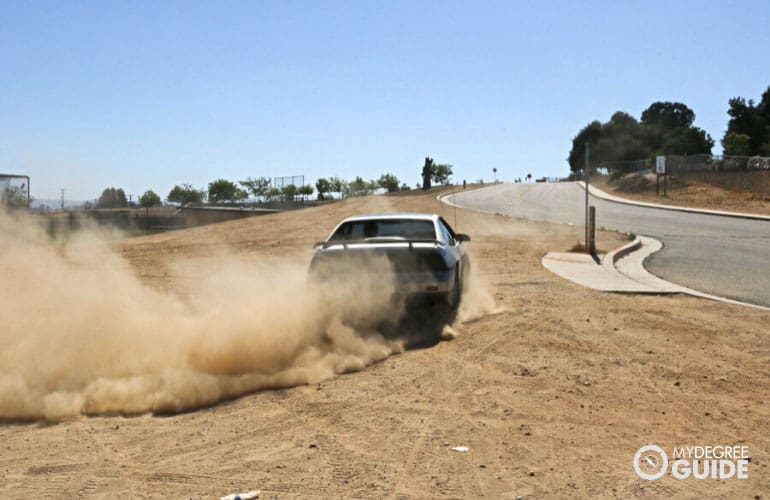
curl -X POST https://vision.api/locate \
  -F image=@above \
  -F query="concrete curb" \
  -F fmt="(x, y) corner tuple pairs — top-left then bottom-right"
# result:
(436, 185), (497, 206)
(609, 236), (770, 312)
(602, 237), (641, 274)
(578, 181), (770, 221)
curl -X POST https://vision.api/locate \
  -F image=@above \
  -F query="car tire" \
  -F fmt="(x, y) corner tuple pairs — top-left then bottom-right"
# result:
(445, 265), (462, 309)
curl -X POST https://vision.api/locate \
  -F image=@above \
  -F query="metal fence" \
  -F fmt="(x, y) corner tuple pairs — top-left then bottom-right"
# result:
(272, 175), (305, 189)
(598, 154), (770, 175)
(595, 155), (770, 200)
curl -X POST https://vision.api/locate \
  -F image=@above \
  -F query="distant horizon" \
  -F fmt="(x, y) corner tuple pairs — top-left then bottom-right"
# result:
(2, 1), (769, 200)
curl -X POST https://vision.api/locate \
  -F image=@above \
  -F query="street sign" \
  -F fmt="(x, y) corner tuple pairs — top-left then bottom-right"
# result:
(656, 156), (666, 175)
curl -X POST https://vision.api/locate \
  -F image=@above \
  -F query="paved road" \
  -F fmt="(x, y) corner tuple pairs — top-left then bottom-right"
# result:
(448, 182), (770, 308)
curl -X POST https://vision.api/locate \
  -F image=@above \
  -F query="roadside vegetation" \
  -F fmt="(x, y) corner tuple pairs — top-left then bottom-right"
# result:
(568, 86), (770, 175)
(567, 101), (714, 174)
(77, 157), (455, 210)
(566, 87), (770, 214)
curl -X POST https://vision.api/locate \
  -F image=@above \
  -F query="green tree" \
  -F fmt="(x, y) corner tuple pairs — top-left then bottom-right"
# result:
(568, 121), (603, 172)
(593, 112), (648, 164)
(298, 184), (314, 200)
(721, 132), (752, 156)
(315, 178), (331, 199)
(281, 184), (298, 202)
(348, 176), (368, 197)
(239, 177), (271, 200)
(568, 102), (715, 174)
(722, 88), (770, 156)
(97, 187), (128, 208)
(377, 173), (400, 193)
(640, 102), (713, 155)
(432, 164), (454, 185)
(208, 179), (246, 204)
(139, 190), (161, 207)
(329, 176), (348, 199)
(641, 101), (695, 129)
(167, 184), (206, 205)
(266, 187), (282, 201)
(661, 127), (714, 155)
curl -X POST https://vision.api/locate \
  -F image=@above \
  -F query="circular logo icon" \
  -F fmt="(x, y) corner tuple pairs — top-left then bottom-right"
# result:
(634, 445), (669, 480)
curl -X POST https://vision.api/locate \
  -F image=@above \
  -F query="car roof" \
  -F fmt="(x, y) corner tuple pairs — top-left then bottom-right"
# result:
(339, 212), (440, 223)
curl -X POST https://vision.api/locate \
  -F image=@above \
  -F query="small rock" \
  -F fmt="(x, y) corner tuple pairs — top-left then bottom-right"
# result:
(529, 471), (535, 477)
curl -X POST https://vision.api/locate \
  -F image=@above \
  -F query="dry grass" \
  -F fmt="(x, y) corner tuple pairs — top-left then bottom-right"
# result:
(593, 174), (770, 215)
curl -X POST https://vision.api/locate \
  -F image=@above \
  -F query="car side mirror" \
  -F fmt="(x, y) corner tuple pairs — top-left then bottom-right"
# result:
(456, 233), (471, 243)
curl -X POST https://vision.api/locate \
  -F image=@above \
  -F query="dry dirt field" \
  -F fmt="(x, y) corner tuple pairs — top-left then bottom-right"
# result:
(1, 187), (769, 499)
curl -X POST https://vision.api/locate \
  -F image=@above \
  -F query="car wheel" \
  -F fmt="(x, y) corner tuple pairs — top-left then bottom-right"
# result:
(445, 265), (461, 309)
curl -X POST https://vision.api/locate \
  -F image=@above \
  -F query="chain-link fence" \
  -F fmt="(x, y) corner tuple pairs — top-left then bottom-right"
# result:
(668, 155), (770, 199)
(272, 175), (304, 189)
(594, 155), (770, 200)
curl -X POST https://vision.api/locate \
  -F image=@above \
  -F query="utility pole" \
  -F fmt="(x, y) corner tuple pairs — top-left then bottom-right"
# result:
(584, 143), (590, 251)
(60, 189), (65, 210)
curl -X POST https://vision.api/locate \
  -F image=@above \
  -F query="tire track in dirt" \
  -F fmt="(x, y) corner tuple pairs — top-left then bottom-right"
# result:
(385, 339), (482, 499)
(17, 422), (108, 498)
(383, 355), (447, 500)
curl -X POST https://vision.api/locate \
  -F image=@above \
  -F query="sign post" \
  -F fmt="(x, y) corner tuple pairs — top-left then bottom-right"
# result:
(656, 156), (666, 197)
(585, 143), (590, 252)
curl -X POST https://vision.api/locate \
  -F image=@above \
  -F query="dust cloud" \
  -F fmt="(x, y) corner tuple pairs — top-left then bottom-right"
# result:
(0, 210), (408, 420)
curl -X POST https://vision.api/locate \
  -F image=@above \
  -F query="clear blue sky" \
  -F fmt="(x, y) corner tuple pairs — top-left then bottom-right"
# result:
(2, 1), (769, 201)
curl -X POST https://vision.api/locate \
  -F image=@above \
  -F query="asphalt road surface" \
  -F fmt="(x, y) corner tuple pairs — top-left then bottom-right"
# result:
(448, 182), (770, 308)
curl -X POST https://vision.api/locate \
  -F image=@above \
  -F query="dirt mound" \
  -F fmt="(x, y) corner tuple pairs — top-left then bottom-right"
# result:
(612, 173), (655, 192)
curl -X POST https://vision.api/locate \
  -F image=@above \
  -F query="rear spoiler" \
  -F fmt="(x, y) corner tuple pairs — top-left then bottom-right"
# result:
(313, 239), (441, 250)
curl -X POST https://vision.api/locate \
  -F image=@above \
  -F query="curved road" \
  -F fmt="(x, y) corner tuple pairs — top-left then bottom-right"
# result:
(448, 182), (770, 308)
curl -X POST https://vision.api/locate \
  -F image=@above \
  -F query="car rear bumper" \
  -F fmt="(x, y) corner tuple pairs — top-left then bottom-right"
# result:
(393, 270), (453, 295)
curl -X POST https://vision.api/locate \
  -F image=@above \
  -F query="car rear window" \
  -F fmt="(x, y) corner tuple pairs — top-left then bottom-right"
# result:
(329, 219), (436, 241)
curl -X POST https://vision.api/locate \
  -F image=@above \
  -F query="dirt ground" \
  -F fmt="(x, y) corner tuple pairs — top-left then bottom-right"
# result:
(1, 187), (769, 498)
(592, 175), (770, 216)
